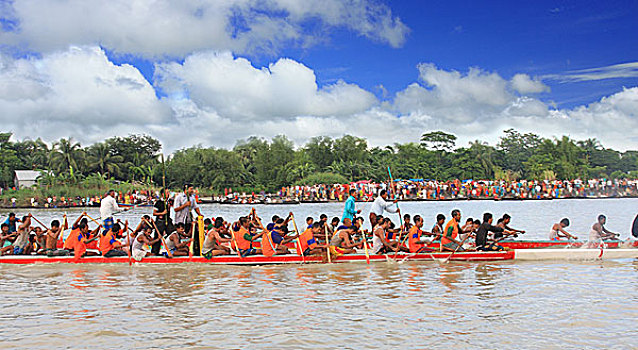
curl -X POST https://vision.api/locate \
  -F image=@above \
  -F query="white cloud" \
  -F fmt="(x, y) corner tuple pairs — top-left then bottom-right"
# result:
(510, 73), (550, 94)
(155, 51), (377, 122)
(0, 46), (172, 143)
(0, 47), (636, 153)
(1, 0), (409, 57)
(544, 62), (638, 82)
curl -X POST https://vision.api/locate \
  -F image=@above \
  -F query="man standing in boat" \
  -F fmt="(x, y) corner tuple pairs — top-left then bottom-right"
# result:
(342, 189), (361, 227)
(368, 189), (399, 229)
(173, 184), (203, 255)
(100, 190), (125, 232)
(152, 189), (173, 255)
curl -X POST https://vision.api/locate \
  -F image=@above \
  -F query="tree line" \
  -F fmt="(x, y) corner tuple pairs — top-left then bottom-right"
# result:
(0, 129), (637, 194)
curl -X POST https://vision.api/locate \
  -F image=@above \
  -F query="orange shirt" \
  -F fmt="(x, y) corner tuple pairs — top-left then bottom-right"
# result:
(441, 219), (459, 246)
(408, 226), (424, 253)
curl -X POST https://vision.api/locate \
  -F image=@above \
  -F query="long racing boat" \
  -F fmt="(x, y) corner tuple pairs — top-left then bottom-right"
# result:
(1, 248), (637, 265)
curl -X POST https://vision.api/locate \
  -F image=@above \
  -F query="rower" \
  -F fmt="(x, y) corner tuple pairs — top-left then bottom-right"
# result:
(63, 213), (88, 252)
(329, 227), (359, 255)
(460, 218), (474, 241)
(33, 227), (46, 254)
(165, 223), (192, 256)
(73, 223), (100, 258)
(368, 189), (399, 229)
(408, 215), (431, 253)
(0, 223), (15, 255)
(231, 216), (263, 257)
(374, 218), (409, 254)
(131, 227), (161, 261)
(441, 209), (464, 252)
(402, 213), (412, 233)
(431, 214), (445, 239)
(586, 214), (619, 247)
(475, 213), (506, 251)
(550, 218), (577, 240)
(99, 222), (128, 257)
(342, 189), (361, 227)
(202, 218), (232, 258)
(45, 220), (68, 256)
(306, 217), (314, 229)
(497, 214), (526, 240)
(12, 214), (32, 255)
(296, 222), (327, 256)
(3, 212), (18, 234)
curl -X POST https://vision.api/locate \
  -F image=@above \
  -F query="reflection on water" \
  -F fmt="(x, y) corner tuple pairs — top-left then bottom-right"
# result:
(0, 198), (637, 348)
(0, 261), (637, 348)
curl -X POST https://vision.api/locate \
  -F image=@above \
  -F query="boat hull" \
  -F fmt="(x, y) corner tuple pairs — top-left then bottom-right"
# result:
(0, 248), (636, 265)
(0, 251), (513, 265)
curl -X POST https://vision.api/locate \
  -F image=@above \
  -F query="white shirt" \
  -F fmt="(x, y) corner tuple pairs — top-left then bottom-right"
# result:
(369, 196), (398, 216)
(100, 194), (120, 219)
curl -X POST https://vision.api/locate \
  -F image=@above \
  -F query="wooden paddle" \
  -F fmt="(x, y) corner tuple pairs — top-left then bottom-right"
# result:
(443, 232), (473, 264)
(290, 213), (305, 263)
(324, 224), (332, 263)
(388, 166), (408, 260)
(116, 219), (133, 265)
(142, 217), (173, 258)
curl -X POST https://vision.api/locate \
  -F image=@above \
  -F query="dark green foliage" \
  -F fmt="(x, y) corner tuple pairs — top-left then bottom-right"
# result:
(0, 130), (636, 193)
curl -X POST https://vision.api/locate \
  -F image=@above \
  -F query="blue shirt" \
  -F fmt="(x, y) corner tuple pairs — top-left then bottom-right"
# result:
(4, 218), (17, 233)
(342, 195), (356, 222)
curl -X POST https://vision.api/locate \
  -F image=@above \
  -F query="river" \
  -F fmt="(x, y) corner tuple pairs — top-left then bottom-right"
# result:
(0, 198), (637, 349)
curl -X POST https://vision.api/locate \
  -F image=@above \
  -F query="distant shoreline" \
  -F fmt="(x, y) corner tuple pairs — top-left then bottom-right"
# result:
(2, 194), (636, 210)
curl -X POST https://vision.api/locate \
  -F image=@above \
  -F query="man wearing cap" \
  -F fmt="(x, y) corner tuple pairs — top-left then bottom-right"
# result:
(173, 184), (203, 255)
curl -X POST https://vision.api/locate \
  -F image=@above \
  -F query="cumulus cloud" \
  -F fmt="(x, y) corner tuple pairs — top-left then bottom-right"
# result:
(0, 46), (172, 142)
(0, 47), (636, 152)
(0, 0), (409, 57)
(155, 51), (377, 121)
(510, 73), (550, 94)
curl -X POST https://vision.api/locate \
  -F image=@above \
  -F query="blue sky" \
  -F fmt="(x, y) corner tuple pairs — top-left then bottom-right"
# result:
(1, 0), (637, 151)
(103, 0), (638, 108)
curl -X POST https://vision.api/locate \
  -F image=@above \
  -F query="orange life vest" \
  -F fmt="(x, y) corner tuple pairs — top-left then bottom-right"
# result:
(261, 231), (277, 257)
(297, 228), (317, 255)
(441, 219), (459, 245)
(99, 231), (118, 254)
(408, 226), (424, 253)
(233, 226), (252, 251)
(74, 232), (87, 258)
(63, 228), (81, 250)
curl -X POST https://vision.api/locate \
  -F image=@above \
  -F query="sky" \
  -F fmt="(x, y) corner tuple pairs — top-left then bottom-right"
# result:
(0, 0), (637, 152)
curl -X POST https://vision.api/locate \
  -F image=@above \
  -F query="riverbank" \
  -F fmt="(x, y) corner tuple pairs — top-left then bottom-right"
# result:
(2, 193), (637, 209)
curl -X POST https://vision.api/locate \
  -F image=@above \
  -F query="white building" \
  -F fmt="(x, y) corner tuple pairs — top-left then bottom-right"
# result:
(14, 170), (44, 189)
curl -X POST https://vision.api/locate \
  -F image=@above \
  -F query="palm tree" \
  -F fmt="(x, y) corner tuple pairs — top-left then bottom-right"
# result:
(51, 138), (85, 176)
(87, 143), (124, 179)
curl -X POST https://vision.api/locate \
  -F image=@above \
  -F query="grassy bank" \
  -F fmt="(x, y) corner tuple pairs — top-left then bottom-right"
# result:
(0, 182), (157, 208)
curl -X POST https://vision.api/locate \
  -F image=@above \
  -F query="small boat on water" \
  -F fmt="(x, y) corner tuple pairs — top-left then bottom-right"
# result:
(0, 248), (636, 265)
(119, 203), (153, 208)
